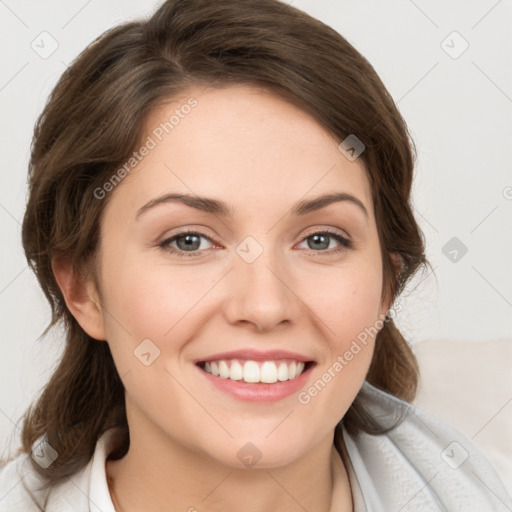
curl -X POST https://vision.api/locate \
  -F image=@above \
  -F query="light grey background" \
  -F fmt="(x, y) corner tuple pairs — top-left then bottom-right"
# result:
(1, 0), (511, 454)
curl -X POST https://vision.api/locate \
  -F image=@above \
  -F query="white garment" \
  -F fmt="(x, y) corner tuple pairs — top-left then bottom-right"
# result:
(1, 381), (511, 511)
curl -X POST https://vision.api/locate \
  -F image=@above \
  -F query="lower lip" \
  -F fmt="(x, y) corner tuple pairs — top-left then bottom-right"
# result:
(196, 364), (314, 402)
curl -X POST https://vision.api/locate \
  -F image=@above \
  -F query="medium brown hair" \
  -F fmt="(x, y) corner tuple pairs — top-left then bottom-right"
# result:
(17, 0), (427, 495)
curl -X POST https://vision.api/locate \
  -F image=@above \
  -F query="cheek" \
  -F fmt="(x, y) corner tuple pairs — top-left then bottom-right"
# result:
(298, 260), (383, 404)
(302, 257), (384, 345)
(334, 274), (383, 348)
(102, 255), (214, 341)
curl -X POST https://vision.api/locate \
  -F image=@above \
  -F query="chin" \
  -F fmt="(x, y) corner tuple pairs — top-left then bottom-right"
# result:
(202, 431), (314, 470)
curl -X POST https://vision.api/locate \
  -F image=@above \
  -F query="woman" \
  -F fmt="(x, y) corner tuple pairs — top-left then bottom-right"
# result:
(1, 0), (510, 510)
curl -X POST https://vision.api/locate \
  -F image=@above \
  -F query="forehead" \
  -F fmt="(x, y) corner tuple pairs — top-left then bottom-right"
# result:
(106, 84), (374, 221)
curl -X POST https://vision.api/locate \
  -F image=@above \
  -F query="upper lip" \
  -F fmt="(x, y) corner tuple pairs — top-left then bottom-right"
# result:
(194, 349), (314, 364)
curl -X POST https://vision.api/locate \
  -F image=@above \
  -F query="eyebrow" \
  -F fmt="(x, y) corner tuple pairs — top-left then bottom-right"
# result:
(135, 192), (369, 220)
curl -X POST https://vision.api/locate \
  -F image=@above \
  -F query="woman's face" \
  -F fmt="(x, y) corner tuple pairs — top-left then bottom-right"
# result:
(93, 85), (390, 468)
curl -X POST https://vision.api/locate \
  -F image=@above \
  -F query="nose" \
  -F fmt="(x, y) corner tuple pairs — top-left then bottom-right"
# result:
(223, 246), (299, 333)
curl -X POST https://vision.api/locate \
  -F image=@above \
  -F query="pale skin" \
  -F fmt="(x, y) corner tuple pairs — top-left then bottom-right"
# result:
(53, 85), (394, 512)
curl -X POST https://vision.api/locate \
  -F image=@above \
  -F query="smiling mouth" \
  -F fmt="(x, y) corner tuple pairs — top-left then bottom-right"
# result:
(196, 359), (315, 384)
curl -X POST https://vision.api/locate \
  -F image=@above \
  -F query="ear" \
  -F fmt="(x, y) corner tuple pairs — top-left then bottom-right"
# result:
(51, 256), (106, 341)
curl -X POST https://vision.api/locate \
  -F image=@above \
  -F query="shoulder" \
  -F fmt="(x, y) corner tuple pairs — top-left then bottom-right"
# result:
(0, 454), (41, 511)
(342, 381), (512, 511)
(0, 452), (91, 512)
(0, 429), (119, 512)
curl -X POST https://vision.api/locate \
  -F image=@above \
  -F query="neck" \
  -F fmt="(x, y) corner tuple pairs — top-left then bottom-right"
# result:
(106, 416), (352, 512)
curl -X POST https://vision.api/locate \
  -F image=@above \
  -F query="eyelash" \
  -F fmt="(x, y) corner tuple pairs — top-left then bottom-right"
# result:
(158, 230), (352, 258)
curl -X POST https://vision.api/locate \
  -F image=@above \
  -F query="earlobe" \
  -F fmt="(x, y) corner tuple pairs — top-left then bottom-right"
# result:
(51, 256), (106, 341)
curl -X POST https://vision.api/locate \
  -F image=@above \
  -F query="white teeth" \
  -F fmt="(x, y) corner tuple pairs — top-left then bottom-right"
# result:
(219, 361), (230, 379)
(201, 359), (308, 383)
(229, 360), (243, 381)
(260, 361), (278, 383)
(288, 361), (297, 379)
(243, 361), (260, 383)
(277, 363), (288, 382)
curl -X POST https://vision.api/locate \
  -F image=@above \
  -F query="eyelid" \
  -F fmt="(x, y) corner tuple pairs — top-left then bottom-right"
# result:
(300, 225), (351, 241)
(162, 229), (217, 244)
(158, 226), (353, 257)
(157, 225), (219, 245)
(296, 229), (353, 253)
